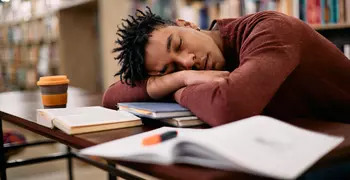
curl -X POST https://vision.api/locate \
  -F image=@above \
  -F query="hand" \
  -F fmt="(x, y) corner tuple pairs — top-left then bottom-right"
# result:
(146, 71), (187, 99)
(146, 70), (228, 100)
(181, 70), (229, 86)
(175, 19), (200, 31)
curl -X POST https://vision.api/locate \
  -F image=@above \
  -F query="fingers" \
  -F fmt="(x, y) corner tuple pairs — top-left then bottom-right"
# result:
(213, 71), (229, 82)
(219, 71), (230, 76)
(175, 19), (186, 26)
(214, 77), (227, 83)
(212, 71), (230, 77)
(175, 19), (200, 30)
(197, 70), (230, 77)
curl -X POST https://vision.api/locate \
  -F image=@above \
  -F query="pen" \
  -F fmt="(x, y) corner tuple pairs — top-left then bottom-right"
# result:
(142, 130), (178, 146)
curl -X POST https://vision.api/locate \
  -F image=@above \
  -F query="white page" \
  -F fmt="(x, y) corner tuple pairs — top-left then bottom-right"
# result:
(56, 110), (140, 127)
(189, 116), (344, 179)
(80, 127), (203, 164)
(39, 106), (114, 116)
(39, 106), (140, 127)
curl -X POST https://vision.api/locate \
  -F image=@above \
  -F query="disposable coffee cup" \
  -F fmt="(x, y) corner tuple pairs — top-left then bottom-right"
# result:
(37, 75), (70, 109)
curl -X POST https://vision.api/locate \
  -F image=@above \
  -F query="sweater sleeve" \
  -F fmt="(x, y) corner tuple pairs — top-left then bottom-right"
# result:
(179, 17), (303, 126)
(102, 79), (153, 109)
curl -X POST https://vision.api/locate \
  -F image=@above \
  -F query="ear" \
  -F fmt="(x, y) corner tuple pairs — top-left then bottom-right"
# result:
(175, 19), (200, 31)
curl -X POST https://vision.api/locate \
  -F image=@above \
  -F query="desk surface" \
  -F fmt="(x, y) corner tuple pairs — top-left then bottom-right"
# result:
(1, 87), (350, 180)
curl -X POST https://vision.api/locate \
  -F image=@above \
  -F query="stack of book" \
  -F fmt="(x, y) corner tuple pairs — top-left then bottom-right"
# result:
(117, 102), (205, 127)
(35, 102), (204, 135)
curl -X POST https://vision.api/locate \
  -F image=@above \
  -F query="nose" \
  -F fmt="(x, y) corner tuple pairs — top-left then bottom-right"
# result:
(176, 53), (195, 70)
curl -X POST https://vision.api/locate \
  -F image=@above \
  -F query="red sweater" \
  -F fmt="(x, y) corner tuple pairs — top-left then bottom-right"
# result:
(102, 11), (350, 126)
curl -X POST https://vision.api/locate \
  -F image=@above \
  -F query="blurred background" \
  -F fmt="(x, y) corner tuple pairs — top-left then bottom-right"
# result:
(0, 0), (349, 94)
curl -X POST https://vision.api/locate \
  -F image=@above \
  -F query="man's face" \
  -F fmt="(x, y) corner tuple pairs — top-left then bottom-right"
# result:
(144, 25), (226, 76)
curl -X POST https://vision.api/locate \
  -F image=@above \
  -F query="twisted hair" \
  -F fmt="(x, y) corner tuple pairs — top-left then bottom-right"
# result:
(113, 6), (176, 86)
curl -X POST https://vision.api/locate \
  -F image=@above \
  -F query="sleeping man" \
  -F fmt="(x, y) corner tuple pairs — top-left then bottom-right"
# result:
(102, 7), (350, 126)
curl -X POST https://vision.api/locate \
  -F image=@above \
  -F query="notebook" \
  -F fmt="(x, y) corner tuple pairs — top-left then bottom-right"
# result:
(117, 102), (193, 119)
(159, 116), (204, 127)
(36, 106), (142, 135)
(80, 115), (344, 180)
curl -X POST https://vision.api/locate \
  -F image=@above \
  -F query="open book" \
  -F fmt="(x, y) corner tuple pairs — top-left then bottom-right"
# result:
(36, 106), (142, 134)
(80, 115), (344, 179)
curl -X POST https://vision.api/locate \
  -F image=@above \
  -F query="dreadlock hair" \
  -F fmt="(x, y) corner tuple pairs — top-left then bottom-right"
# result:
(113, 6), (176, 86)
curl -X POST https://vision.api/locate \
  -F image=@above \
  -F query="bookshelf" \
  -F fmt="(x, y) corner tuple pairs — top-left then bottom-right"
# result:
(0, 0), (100, 93)
(131, 0), (350, 57)
(311, 23), (350, 31)
(131, 0), (348, 30)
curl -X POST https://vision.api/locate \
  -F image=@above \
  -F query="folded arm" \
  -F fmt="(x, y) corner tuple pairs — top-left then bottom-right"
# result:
(102, 71), (191, 109)
(176, 19), (302, 126)
(102, 79), (152, 109)
(102, 69), (229, 109)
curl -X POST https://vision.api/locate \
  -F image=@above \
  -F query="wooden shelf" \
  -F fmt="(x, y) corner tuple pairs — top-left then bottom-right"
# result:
(0, 11), (55, 28)
(311, 24), (350, 31)
(0, 0), (100, 93)
(0, 38), (58, 47)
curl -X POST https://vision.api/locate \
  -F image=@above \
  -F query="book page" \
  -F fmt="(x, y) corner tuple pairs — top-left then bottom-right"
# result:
(188, 116), (344, 179)
(40, 106), (109, 116)
(80, 127), (203, 164)
(48, 106), (140, 127)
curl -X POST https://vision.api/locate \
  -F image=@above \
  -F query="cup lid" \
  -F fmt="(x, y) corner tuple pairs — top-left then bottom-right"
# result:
(37, 75), (70, 86)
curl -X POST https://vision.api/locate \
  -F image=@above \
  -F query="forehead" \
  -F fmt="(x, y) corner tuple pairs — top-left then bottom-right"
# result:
(144, 26), (180, 72)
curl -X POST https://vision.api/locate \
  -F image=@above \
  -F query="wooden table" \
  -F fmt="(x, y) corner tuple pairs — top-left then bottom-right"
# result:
(1, 87), (350, 180)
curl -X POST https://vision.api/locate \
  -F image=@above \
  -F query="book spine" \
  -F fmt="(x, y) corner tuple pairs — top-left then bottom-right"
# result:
(332, 0), (339, 23)
(320, 0), (325, 24)
(328, 0), (334, 23)
(293, 0), (300, 18)
(299, 0), (307, 22)
(316, 0), (321, 24)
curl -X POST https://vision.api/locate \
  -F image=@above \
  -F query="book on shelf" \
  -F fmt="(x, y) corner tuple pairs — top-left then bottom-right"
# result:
(80, 115), (344, 180)
(36, 106), (142, 135)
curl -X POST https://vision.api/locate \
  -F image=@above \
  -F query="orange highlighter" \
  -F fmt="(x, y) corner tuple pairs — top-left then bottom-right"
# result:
(142, 131), (178, 146)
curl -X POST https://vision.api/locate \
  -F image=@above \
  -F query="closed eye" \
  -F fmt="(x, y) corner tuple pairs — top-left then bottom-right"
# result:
(160, 64), (168, 75)
(176, 38), (182, 52)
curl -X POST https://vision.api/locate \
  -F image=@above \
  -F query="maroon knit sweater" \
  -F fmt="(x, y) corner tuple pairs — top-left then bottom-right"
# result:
(102, 11), (350, 126)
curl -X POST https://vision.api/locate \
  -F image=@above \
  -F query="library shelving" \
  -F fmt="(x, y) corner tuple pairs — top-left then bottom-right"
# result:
(0, 0), (100, 93)
(135, 0), (350, 55)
